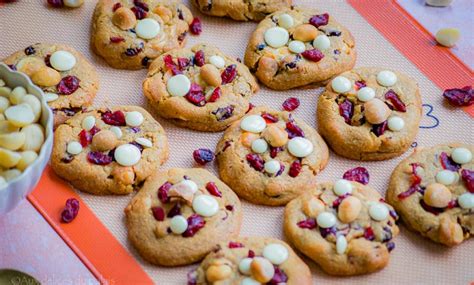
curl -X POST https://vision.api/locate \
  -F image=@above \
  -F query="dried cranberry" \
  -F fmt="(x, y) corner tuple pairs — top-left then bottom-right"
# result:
(247, 103), (255, 113)
(343, 167), (370, 185)
(47, 0), (63, 7)
(158, 182), (172, 203)
(189, 17), (202, 35)
(282, 97), (300, 111)
(420, 200), (444, 215)
(289, 160), (302, 177)
(364, 227), (375, 241)
(101, 110), (126, 126)
(125, 46), (143, 56)
(261, 112), (278, 123)
(332, 193), (350, 208)
(212, 106), (234, 121)
(167, 203), (182, 218)
(133, 0), (149, 11)
(79, 130), (92, 147)
(206, 182), (222, 197)
(339, 99), (353, 125)
(386, 242), (395, 252)
(320, 226), (337, 238)
(24, 46), (35, 55)
(301, 49), (324, 62)
(177, 57), (190, 70)
(286, 121), (304, 138)
(276, 163), (285, 177)
(246, 153), (264, 171)
(309, 13), (329, 27)
(163, 55), (182, 75)
(207, 87), (221, 103)
(65, 198), (80, 216)
(110, 36), (125, 43)
(141, 56), (150, 67)
(371, 121), (388, 137)
(87, 151), (113, 165)
(44, 54), (51, 67)
(398, 184), (422, 200)
(112, 2), (122, 11)
(61, 198), (79, 223)
(355, 80), (366, 90)
(270, 146), (283, 158)
(185, 84), (206, 106)
(193, 148), (215, 165)
(447, 199), (458, 209)
(385, 90), (406, 112)
(461, 169), (474, 193)
(151, 207), (165, 221)
(389, 210), (399, 220)
(182, 214), (206, 237)
(194, 50), (205, 67)
(248, 250), (255, 258)
(228, 241), (244, 248)
(268, 267), (288, 285)
(439, 152), (461, 171)
(297, 218), (317, 229)
(131, 6), (147, 19)
(57, 75), (80, 95)
(225, 205), (234, 211)
(89, 126), (101, 136)
(221, 64), (237, 84)
(443, 86), (473, 107)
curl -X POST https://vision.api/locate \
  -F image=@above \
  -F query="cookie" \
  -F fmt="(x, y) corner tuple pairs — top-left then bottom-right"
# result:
(317, 67), (422, 161)
(91, 0), (194, 70)
(51, 105), (169, 195)
(243, 6), (356, 90)
(125, 168), (242, 266)
(143, 43), (259, 132)
(187, 236), (312, 284)
(193, 0), (292, 22)
(284, 179), (400, 276)
(386, 143), (474, 246)
(216, 106), (329, 206)
(2, 43), (99, 127)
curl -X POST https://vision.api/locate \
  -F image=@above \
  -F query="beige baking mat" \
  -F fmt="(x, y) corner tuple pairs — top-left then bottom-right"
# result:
(1, 0), (473, 284)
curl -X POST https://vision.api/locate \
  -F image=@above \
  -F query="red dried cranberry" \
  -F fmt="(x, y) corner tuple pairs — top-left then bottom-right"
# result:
(420, 200), (443, 215)
(133, 0), (149, 11)
(182, 214), (206, 237)
(289, 160), (302, 177)
(261, 112), (278, 123)
(270, 146), (283, 158)
(112, 2), (122, 11)
(44, 54), (51, 67)
(297, 218), (317, 229)
(221, 64), (237, 84)
(194, 50), (205, 67)
(189, 17), (202, 35)
(320, 226), (337, 238)
(339, 99), (353, 125)
(87, 151), (113, 165)
(364, 227), (375, 241)
(207, 87), (221, 103)
(61, 198), (79, 223)
(282, 97), (300, 111)
(268, 267), (288, 285)
(158, 182), (172, 203)
(285, 121), (304, 138)
(309, 13), (329, 27)
(193, 148), (215, 165)
(47, 0), (63, 7)
(89, 126), (101, 136)
(355, 80), (366, 90)
(301, 49), (324, 62)
(343, 167), (370, 185)
(102, 110), (126, 126)
(24, 46), (35, 55)
(389, 210), (399, 220)
(131, 6), (147, 19)
(410, 163), (422, 185)
(461, 169), (474, 193)
(447, 199), (458, 209)
(386, 241), (395, 252)
(225, 205), (234, 211)
(110, 36), (125, 43)
(212, 106), (234, 121)
(177, 57), (190, 70)
(57, 75), (80, 95)
(246, 153), (264, 171)
(385, 90), (406, 112)
(248, 250), (255, 258)
(276, 163), (285, 177)
(206, 182), (222, 197)
(332, 193), (350, 208)
(228, 241), (244, 248)
(247, 103), (255, 113)
(167, 203), (182, 218)
(443, 86), (473, 107)
(398, 163), (423, 199)
(185, 84), (206, 106)
(79, 130), (92, 147)
(371, 121), (388, 137)
(440, 152), (461, 171)
(163, 55), (182, 75)
(151, 206), (165, 221)
(125, 46), (143, 56)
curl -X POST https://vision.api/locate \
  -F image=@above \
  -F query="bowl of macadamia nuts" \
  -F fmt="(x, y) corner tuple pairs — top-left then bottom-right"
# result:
(0, 63), (53, 214)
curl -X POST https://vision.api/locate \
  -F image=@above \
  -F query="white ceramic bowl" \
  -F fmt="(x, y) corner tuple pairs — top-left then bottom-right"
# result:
(0, 63), (54, 214)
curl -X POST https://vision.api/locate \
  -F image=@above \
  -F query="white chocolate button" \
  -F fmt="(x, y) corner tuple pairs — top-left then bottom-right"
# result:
(458, 193), (474, 209)
(81, 115), (96, 131)
(239, 258), (253, 275)
(5, 104), (35, 127)
(369, 203), (389, 221)
(0, 132), (25, 150)
(21, 95), (41, 122)
(50, 51), (76, 71)
(10, 86), (26, 104)
(387, 116), (405, 131)
(241, 277), (260, 285)
(451, 147), (472, 164)
(170, 215), (188, 234)
(376, 70), (397, 87)
(109, 126), (123, 139)
(264, 160), (280, 174)
(114, 144), (141, 166)
(136, 18), (161, 40)
(63, 0), (84, 7)
(44, 92), (59, 103)
(209, 55), (225, 69)
(317, 212), (336, 228)
(264, 27), (289, 48)
(313, 34), (331, 51)
(336, 235), (347, 254)
(192, 194), (219, 217)
(67, 141), (83, 155)
(278, 13), (294, 29)
(262, 243), (288, 265)
(331, 76), (352, 93)
(357, 87), (375, 102)
(135, 137), (152, 148)
(251, 138), (268, 154)
(288, 41), (306, 54)
(435, 28), (460, 47)
(20, 124), (44, 152)
(125, 111), (144, 127)
(287, 137), (313, 158)
(0, 97), (10, 113)
(333, 179), (353, 196)
(436, 170), (456, 185)
(240, 115), (266, 133)
(178, 179), (198, 194)
(167, 74), (191, 97)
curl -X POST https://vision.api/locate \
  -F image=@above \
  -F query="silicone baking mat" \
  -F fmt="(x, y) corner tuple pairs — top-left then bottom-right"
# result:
(1, 0), (473, 284)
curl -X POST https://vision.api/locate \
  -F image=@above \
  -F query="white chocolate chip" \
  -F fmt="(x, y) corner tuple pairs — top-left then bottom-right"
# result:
(278, 13), (294, 29)
(209, 55), (225, 69)
(262, 243), (288, 265)
(109, 126), (123, 139)
(4, 103), (35, 127)
(331, 76), (352, 93)
(333, 179), (353, 196)
(170, 215), (188, 234)
(240, 277), (260, 285)
(0, 97), (10, 113)
(125, 111), (144, 127)
(436, 170), (456, 185)
(451, 147), (472, 164)
(21, 95), (41, 122)
(239, 258), (253, 275)
(136, 18), (161, 40)
(387, 116), (405, 131)
(176, 179), (198, 194)
(114, 144), (141, 166)
(240, 115), (266, 133)
(192, 194), (219, 217)
(20, 124), (44, 152)
(10, 86), (27, 104)
(251, 138), (268, 154)
(435, 28), (460, 47)
(0, 132), (26, 150)
(16, 150), (38, 171)
(264, 160), (280, 175)
(376, 70), (397, 87)
(135, 137), (153, 148)
(458, 193), (474, 209)
(44, 92), (59, 103)
(357, 87), (375, 102)
(264, 27), (289, 48)
(67, 141), (83, 155)
(288, 40), (306, 54)
(287, 137), (313, 158)
(369, 203), (389, 221)
(317, 212), (337, 228)
(50, 51), (77, 71)
(63, 0), (84, 7)
(336, 235), (347, 255)
(313, 34), (331, 51)
(167, 74), (191, 97)
(81, 115), (96, 131)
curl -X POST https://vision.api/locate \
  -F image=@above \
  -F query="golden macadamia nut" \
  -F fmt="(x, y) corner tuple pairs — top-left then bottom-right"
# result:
(303, 197), (325, 217)
(0, 132), (26, 151)
(250, 257), (275, 283)
(91, 130), (118, 151)
(20, 124), (45, 152)
(112, 7), (137, 30)
(0, 148), (21, 168)
(241, 132), (259, 148)
(200, 64), (221, 87)
(16, 57), (46, 77)
(21, 95), (41, 122)
(439, 216), (463, 246)
(31, 67), (61, 87)
(262, 125), (288, 147)
(364, 98), (391, 125)
(16, 151), (38, 171)
(5, 104), (35, 127)
(205, 264), (232, 282)
(112, 166), (135, 186)
(293, 24), (319, 42)
(423, 183), (452, 208)
(338, 196), (362, 223)
(9, 86), (27, 105)
(154, 6), (172, 23)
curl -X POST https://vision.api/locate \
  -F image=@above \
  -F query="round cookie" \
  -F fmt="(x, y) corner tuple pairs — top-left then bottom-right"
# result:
(244, 6), (356, 90)
(125, 168), (242, 266)
(2, 43), (99, 127)
(51, 106), (169, 195)
(216, 106), (329, 206)
(187, 237), (312, 284)
(91, 0), (194, 70)
(317, 67), (422, 161)
(386, 143), (474, 246)
(193, 0), (292, 22)
(143, 43), (259, 132)
(284, 180), (399, 276)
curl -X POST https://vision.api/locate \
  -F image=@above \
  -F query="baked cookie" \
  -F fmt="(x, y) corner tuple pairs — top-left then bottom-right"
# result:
(2, 43), (99, 127)
(143, 43), (259, 132)
(192, 0), (292, 22)
(318, 67), (422, 161)
(216, 106), (329, 206)
(51, 106), (168, 195)
(125, 168), (242, 266)
(91, 0), (195, 70)
(244, 6), (356, 90)
(187, 237), (312, 284)
(284, 179), (399, 276)
(387, 143), (474, 246)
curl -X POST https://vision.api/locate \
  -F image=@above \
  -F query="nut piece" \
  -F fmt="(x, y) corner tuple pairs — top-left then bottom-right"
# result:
(435, 28), (460, 47)
(262, 125), (288, 147)
(21, 124), (45, 152)
(31, 66), (61, 87)
(364, 98), (391, 125)
(154, 222), (169, 238)
(16, 150), (38, 171)
(205, 264), (232, 282)
(338, 196), (362, 223)
(112, 166), (135, 185)
(16, 57), (46, 77)
(112, 7), (137, 30)
(200, 64), (221, 87)
(153, 6), (172, 23)
(91, 130), (118, 152)
(250, 257), (275, 283)
(303, 197), (325, 217)
(168, 183), (195, 204)
(0, 132), (26, 150)
(423, 183), (452, 208)
(0, 147), (21, 168)
(439, 216), (463, 246)
(241, 132), (259, 148)
(293, 24), (319, 42)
